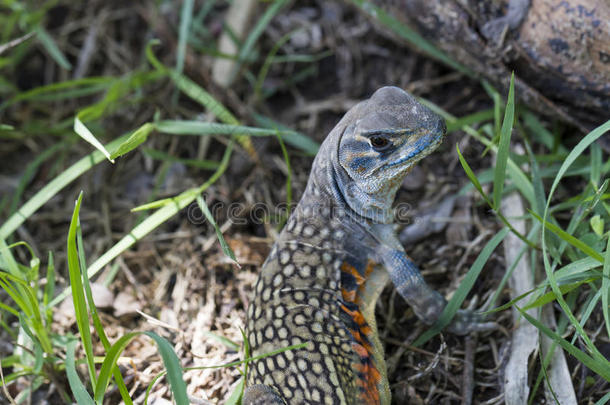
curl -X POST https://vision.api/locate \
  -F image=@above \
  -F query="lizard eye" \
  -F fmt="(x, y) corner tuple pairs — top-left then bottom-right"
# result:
(369, 136), (391, 151)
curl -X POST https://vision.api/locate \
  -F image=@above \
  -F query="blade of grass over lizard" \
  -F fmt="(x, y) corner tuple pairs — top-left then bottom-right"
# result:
(493, 73), (515, 210)
(541, 120), (610, 359)
(413, 228), (509, 346)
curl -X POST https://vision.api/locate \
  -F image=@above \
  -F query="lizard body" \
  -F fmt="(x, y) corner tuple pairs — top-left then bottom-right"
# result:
(243, 87), (484, 405)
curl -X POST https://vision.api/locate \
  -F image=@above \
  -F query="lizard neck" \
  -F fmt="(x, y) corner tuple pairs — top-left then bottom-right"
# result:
(305, 137), (396, 225)
(332, 164), (395, 224)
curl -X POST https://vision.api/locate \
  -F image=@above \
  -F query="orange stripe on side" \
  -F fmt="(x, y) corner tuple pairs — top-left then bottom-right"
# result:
(339, 260), (382, 404)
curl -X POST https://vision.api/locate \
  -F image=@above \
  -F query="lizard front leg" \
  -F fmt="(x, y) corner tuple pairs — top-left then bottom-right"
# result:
(381, 248), (489, 334)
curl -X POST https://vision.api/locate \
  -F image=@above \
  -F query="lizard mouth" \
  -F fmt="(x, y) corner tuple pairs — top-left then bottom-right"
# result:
(385, 118), (446, 170)
(386, 131), (443, 168)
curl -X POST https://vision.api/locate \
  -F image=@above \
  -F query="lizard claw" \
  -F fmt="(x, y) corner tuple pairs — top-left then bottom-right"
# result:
(446, 309), (498, 335)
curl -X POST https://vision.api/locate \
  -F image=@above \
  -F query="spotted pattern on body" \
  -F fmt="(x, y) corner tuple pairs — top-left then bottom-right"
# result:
(245, 203), (369, 404)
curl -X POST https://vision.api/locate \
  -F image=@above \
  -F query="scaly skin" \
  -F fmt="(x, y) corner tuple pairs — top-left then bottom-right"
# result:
(243, 87), (489, 405)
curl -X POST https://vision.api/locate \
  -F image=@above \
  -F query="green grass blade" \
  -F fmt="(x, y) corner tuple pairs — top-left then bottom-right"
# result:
(67, 192), (97, 391)
(109, 123), (155, 159)
(225, 377), (244, 405)
(0, 76), (113, 111)
(0, 244), (52, 354)
(95, 331), (187, 405)
(94, 332), (137, 403)
(175, 0), (194, 75)
(0, 238), (24, 278)
(456, 144), (492, 206)
(76, 221), (133, 405)
(493, 73), (515, 209)
(530, 210), (604, 263)
(142, 331), (188, 405)
(239, 112), (320, 155)
(49, 189), (196, 307)
(196, 194), (239, 266)
(50, 141), (235, 308)
(74, 117), (114, 163)
(236, 0), (290, 72)
(0, 273), (29, 317)
(517, 306), (610, 381)
(146, 41), (237, 125)
(591, 143), (602, 187)
(524, 140), (546, 216)
(522, 111), (565, 152)
(426, 100), (535, 207)
(155, 120), (302, 137)
(522, 279), (594, 310)
(200, 331), (240, 351)
(445, 109), (494, 133)
(0, 133), (130, 240)
(35, 27), (71, 70)
(76, 71), (164, 123)
(603, 237), (610, 340)
(349, 0), (472, 76)
(65, 338), (95, 404)
(254, 29), (296, 100)
(0, 301), (19, 317)
(413, 228), (509, 346)
(541, 120), (610, 358)
(43, 251), (55, 325)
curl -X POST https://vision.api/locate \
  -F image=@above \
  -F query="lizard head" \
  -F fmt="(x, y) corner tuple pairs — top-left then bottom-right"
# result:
(326, 86), (446, 223)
